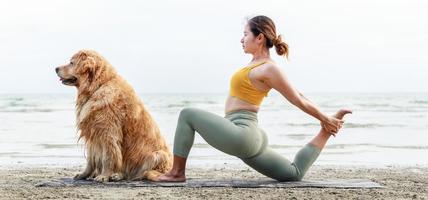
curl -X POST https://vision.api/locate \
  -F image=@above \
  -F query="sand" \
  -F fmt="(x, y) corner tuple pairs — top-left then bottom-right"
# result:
(0, 165), (427, 200)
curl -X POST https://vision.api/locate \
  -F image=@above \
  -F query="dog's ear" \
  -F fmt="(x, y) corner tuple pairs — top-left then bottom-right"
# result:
(77, 51), (88, 61)
(87, 63), (95, 83)
(85, 56), (97, 83)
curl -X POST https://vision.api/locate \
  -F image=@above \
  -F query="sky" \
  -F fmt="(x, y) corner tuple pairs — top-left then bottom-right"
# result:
(0, 0), (427, 94)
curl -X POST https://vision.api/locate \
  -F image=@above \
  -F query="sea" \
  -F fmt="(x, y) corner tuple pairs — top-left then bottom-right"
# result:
(1, 92), (427, 168)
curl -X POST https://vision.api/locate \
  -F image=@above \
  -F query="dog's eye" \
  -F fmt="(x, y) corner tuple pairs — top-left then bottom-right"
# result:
(70, 62), (74, 65)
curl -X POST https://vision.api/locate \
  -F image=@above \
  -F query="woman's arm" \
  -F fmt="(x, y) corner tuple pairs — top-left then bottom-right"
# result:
(263, 65), (328, 122)
(262, 64), (342, 133)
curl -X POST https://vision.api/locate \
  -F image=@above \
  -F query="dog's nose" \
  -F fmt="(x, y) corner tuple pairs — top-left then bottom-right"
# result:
(55, 67), (59, 73)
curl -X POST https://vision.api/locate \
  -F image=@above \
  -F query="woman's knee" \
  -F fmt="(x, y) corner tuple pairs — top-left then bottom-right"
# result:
(276, 173), (303, 182)
(178, 107), (199, 120)
(242, 147), (304, 182)
(276, 163), (305, 181)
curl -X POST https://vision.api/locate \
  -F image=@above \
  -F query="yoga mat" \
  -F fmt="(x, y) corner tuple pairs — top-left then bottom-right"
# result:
(36, 178), (383, 189)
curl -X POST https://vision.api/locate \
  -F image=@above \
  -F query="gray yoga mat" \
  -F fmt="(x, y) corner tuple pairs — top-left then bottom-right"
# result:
(36, 178), (383, 189)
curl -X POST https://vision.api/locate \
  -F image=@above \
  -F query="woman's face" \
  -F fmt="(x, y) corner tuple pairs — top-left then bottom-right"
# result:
(241, 24), (262, 54)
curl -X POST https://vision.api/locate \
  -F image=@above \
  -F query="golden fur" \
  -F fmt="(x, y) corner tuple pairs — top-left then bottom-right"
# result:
(56, 50), (172, 182)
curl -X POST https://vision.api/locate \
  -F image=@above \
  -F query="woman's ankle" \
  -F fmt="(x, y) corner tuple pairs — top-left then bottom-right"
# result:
(169, 169), (185, 176)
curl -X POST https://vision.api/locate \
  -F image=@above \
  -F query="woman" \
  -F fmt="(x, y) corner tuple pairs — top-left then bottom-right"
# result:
(157, 15), (352, 182)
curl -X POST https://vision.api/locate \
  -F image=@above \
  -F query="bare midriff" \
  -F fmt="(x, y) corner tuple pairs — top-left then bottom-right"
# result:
(225, 95), (259, 114)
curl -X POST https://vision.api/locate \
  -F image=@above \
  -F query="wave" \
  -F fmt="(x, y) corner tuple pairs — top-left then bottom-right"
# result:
(0, 108), (55, 113)
(282, 133), (312, 140)
(0, 97), (24, 101)
(344, 123), (405, 128)
(269, 144), (303, 149)
(192, 143), (211, 148)
(285, 123), (319, 127)
(321, 151), (363, 155)
(256, 143), (428, 150)
(326, 143), (372, 149)
(0, 152), (21, 156)
(167, 104), (189, 108)
(9, 155), (82, 158)
(377, 145), (428, 150)
(37, 144), (81, 149)
(7, 102), (38, 108)
(410, 100), (428, 105)
(0, 97), (56, 113)
(166, 100), (219, 108)
(282, 122), (404, 128)
(356, 103), (391, 108)
(326, 143), (428, 150)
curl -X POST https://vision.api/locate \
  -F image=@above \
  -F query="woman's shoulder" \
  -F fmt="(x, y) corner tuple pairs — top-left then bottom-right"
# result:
(260, 61), (282, 75)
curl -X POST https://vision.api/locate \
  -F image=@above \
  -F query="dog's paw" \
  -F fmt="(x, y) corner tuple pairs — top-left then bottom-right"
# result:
(94, 175), (110, 183)
(145, 170), (163, 181)
(110, 173), (124, 182)
(73, 173), (88, 180)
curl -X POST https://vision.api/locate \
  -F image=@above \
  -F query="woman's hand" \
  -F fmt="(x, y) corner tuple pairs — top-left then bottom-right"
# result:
(320, 116), (344, 137)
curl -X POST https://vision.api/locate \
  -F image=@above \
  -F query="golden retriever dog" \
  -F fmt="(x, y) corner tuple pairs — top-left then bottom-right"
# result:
(55, 50), (172, 182)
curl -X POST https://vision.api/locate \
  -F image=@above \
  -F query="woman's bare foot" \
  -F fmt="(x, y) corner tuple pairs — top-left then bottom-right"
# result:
(331, 109), (352, 136)
(156, 171), (186, 182)
(154, 155), (187, 182)
(334, 109), (352, 120)
(309, 109), (352, 149)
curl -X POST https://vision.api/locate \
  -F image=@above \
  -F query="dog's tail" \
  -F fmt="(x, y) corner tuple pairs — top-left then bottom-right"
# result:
(130, 150), (172, 181)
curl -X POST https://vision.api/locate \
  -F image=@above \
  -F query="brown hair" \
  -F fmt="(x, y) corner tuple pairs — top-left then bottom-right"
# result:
(247, 15), (289, 59)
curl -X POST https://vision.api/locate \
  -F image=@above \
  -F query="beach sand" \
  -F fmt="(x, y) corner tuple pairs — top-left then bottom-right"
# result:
(0, 165), (427, 200)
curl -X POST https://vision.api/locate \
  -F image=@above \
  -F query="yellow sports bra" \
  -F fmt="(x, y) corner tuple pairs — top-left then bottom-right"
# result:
(229, 61), (270, 106)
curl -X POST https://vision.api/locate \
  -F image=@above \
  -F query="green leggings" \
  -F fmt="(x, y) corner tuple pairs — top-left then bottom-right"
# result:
(173, 107), (322, 181)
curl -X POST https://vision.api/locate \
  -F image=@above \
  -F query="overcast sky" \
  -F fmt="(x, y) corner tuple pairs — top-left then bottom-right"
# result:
(0, 0), (427, 94)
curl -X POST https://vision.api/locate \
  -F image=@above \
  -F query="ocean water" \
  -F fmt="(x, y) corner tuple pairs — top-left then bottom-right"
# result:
(0, 92), (427, 168)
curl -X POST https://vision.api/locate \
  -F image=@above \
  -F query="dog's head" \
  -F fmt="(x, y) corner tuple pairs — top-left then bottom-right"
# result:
(55, 50), (115, 91)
